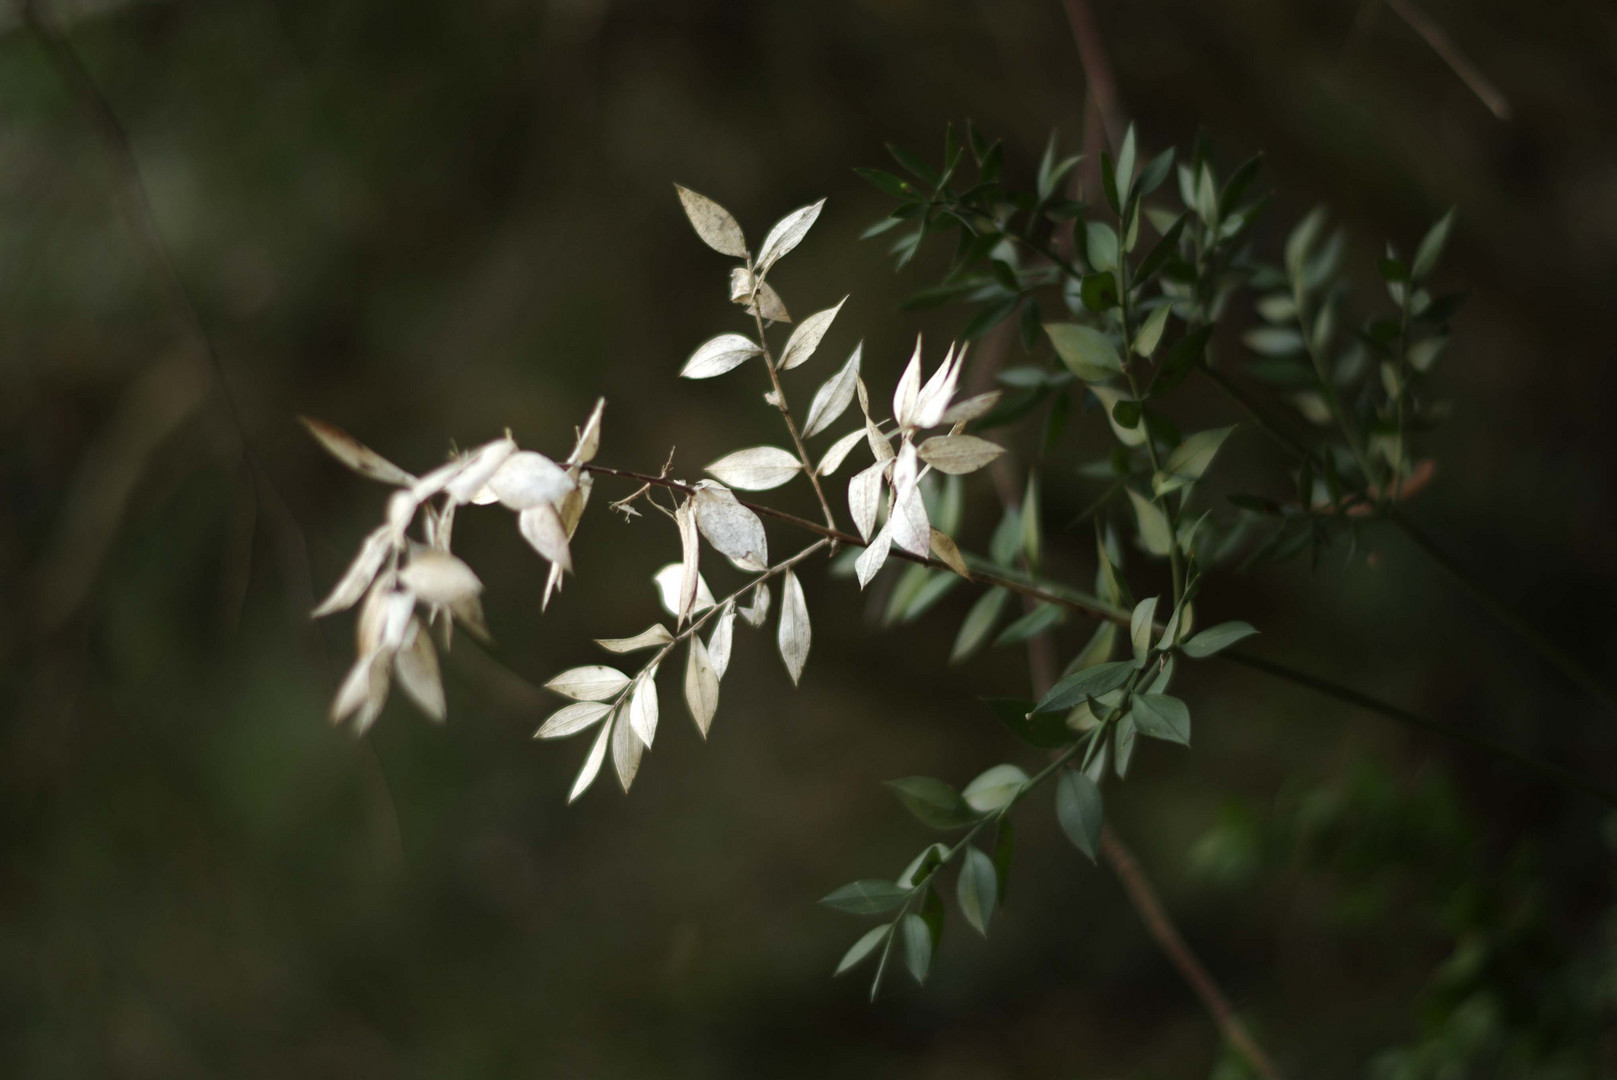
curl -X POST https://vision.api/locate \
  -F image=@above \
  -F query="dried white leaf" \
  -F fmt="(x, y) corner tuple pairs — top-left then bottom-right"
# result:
(692, 481), (768, 571)
(654, 564), (715, 618)
(450, 592), (491, 644)
(387, 489), (421, 537)
(707, 603), (735, 678)
(892, 336), (924, 431)
(915, 343), (965, 429)
(399, 550), (482, 606)
(595, 625), (674, 653)
(848, 460), (885, 542)
(802, 343), (863, 438)
(394, 619), (445, 722)
(916, 434), (1006, 475)
(331, 651), (378, 724)
(443, 438), (516, 504)
(536, 700), (612, 739)
(865, 414), (894, 464)
(755, 198), (826, 276)
(313, 525), (393, 617)
(568, 398), (606, 466)
(889, 442), (931, 557)
(629, 668), (660, 748)
(941, 390), (1002, 425)
(681, 333), (763, 379)
(929, 528), (969, 576)
(612, 707), (643, 792)
(300, 417), (415, 486)
(705, 446), (802, 491)
(675, 184), (748, 258)
(684, 636), (721, 738)
(545, 665), (630, 701)
(855, 521), (893, 588)
(676, 498), (701, 625)
(776, 296), (847, 371)
(750, 279), (791, 323)
(816, 428), (866, 477)
(518, 504), (573, 572)
(569, 714), (613, 802)
(486, 450), (574, 510)
(777, 569), (811, 685)
(740, 581), (771, 628)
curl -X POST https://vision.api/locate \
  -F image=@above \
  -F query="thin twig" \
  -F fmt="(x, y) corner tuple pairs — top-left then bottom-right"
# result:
(1101, 828), (1284, 1080)
(1058, 0), (1125, 149)
(1382, 0), (1511, 120)
(750, 287), (839, 535)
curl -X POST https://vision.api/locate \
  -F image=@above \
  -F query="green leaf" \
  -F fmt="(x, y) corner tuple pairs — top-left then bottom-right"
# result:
(1085, 222), (1119, 272)
(1136, 146), (1175, 199)
(1285, 207), (1326, 279)
(1411, 208), (1455, 282)
(1068, 621), (1117, 672)
(1113, 714), (1137, 778)
(952, 588), (1008, 663)
(1022, 471), (1042, 570)
(962, 297), (1021, 340)
(1046, 323), (1122, 382)
(956, 847), (998, 936)
(901, 913), (932, 984)
(898, 842), (949, 888)
(1180, 620), (1258, 658)
(1114, 124), (1137, 204)
(1127, 489), (1173, 557)
(1080, 271), (1119, 312)
(1055, 770), (1104, 861)
(1135, 214), (1186, 285)
(989, 506), (1023, 566)
(962, 763), (1030, 813)
(1133, 304), (1172, 358)
(887, 142), (940, 187)
(1131, 693), (1191, 746)
(1149, 324), (1212, 398)
(1156, 426), (1236, 495)
(821, 880), (911, 915)
(1243, 327), (1305, 357)
(1218, 152), (1263, 216)
(1112, 398), (1142, 429)
(993, 602), (1065, 647)
(835, 924), (892, 975)
(855, 167), (915, 199)
(985, 696), (1076, 749)
(885, 777), (980, 829)
(991, 819), (1015, 903)
(1035, 660), (1134, 714)
(1130, 596), (1159, 665)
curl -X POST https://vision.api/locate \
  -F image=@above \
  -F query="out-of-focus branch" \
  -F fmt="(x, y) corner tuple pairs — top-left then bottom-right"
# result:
(1058, 0), (1125, 149)
(1383, 0), (1511, 120)
(1101, 828), (1284, 1080)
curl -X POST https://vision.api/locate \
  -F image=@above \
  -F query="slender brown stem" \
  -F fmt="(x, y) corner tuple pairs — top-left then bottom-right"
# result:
(1382, 0), (1511, 121)
(1101, 828), (1284, 1080)
(1058, 0), (1125, 149)
(751, 295), (838, 534)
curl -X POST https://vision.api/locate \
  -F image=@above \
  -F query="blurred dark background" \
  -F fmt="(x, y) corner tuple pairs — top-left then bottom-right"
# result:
(4, 0), (1617, 1076)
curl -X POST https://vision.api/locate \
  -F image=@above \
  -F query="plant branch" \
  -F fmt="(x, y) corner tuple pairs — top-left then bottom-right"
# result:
(581, 463), (1617, 806)
(750, 295), (839, 534)
(1385, 510), (1617, 715)
(1100, 827), (1284, 1080)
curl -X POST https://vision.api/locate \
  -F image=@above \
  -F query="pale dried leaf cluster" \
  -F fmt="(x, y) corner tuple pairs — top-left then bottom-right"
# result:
(304, 401), (604, 732)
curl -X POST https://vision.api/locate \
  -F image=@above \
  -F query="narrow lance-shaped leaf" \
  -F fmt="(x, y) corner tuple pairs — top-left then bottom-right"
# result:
(568, 715), (613, 803)
(901, 913), (932, 985)
(1055, 770), (1104, 861)
(536, 700), (612, 740)
(595, 625), (674, 653)
(916, 434), (1005, 475)
(817, 429), (866, 476)
(802, 343), (863, 437)
(777, 297), (847, 371)
(1046, 323), (1123, 382)
(684, 635), (720, 737)
(300, 417), (415, 486)
(675, 499), (701, 626)
(1180, 620), (1259, 658)
(681, 333), (763, 379)
(835, 924), (891, 976)
(756, 198), (826, 275)
(1131, 692), (1191, 745)
(777, 569), (811, 684)
(956, 846), (997, 936)
(629, 667), (660, 748)
(612, 705), (644, 792)
(546, 665), (630, 702)
(820, 879), (909, 915)
(962, 764), (1029, 813)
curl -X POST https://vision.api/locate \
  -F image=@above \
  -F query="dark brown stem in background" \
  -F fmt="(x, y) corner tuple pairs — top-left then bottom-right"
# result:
(1059, 0), (1125, 150)
(1382, 0), (1511, 120)
(1101, 829), (1284, 1080)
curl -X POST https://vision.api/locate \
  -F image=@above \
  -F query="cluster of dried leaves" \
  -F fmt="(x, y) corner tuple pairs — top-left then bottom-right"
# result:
(303, 402), (602, 733)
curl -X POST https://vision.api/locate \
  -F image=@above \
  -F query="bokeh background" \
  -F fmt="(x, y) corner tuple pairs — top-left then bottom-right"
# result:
(5, 0), (1617, 1076)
